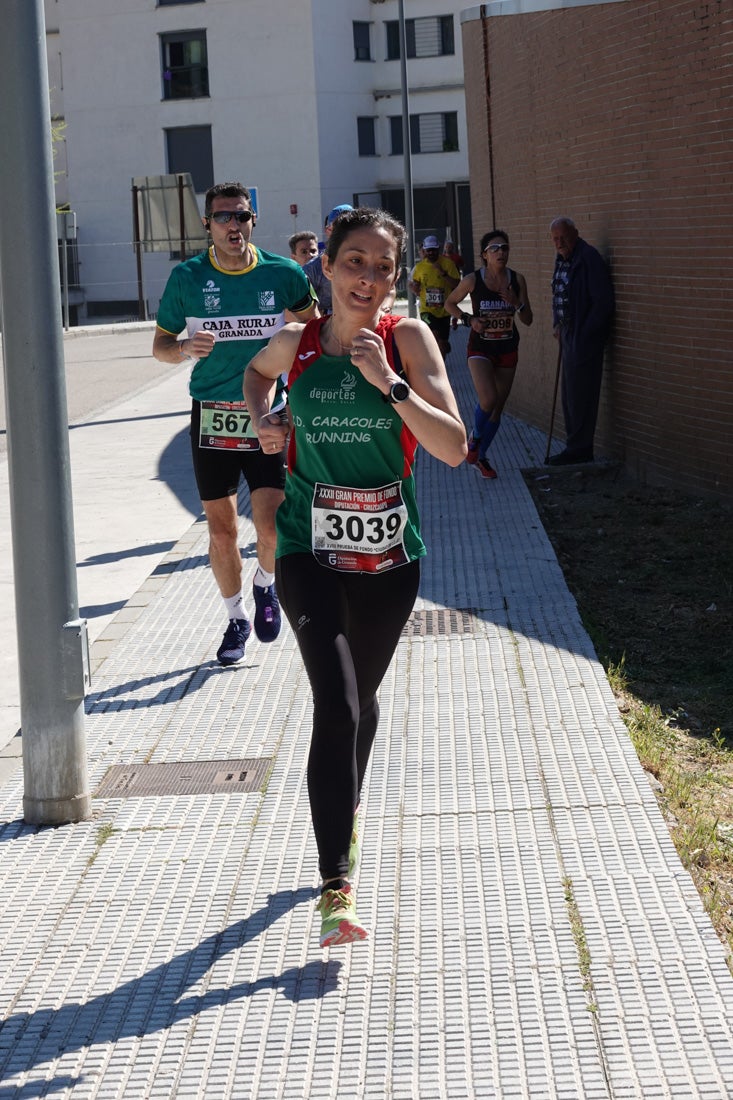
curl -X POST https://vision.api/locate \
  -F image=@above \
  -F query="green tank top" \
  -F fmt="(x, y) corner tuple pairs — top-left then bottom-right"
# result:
(276, 315), (426, 573)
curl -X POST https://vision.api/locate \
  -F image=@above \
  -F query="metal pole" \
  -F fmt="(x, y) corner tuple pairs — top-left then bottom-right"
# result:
(132, 184), (148, 320)
(0, 0), (91, 824)
(398, 0), (416, 318)
(544, 344), (563, 464)
(177, 174), (186, 262)
(59, 213), (70, 331)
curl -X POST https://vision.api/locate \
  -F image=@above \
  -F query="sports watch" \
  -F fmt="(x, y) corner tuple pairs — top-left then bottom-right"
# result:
(386, 379), (411, 404)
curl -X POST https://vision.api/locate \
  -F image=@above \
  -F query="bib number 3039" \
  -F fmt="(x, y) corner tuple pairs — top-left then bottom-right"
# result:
(199, 401), (259, 451)
(311, 481), (409, 573)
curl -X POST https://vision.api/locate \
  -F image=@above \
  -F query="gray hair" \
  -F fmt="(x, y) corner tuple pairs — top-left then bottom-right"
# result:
(549, 216), (577, 232)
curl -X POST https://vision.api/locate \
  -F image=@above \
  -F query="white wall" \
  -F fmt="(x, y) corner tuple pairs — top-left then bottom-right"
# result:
(312, 0), (469, 196)
(45, 0), (470, 317)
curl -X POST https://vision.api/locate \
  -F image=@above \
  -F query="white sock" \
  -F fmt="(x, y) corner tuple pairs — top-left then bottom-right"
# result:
(253, 566), (275, 588)
(223, 591), (247, 621)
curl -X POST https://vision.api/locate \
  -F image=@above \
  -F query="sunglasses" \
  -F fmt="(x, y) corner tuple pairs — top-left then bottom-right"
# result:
(486, 243), (509, 253)
(207, 210), (254, 225)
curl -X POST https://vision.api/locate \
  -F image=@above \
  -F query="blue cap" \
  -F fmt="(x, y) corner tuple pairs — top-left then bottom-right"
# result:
(325, 204), (353, 227)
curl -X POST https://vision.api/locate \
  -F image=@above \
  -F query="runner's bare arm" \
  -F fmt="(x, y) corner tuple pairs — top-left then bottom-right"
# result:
(347, 320), (466, 467)
(152, 326), (215, 364)
(393, 320), (467, 466)
(515, 274), (533, 326)
(244, 325), (304, 450)
(284, 299), (318, 325)
(444, 274), (476, 322)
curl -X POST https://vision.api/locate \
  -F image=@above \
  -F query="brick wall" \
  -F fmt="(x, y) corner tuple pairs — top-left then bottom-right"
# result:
(462, 0), (733, 498)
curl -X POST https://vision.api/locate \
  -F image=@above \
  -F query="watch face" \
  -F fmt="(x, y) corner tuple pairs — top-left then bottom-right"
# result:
(391, 381), (410, 403)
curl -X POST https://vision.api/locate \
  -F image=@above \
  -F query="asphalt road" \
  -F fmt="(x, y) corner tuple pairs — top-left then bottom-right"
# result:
(0, 323), (179, 451)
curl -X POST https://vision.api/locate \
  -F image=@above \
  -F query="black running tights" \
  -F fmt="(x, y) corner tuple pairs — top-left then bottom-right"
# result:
(276, 553), (420, 881)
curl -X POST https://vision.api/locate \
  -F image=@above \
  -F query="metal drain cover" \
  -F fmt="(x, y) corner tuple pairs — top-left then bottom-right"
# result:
(402, 608), (481, 637)
(94, 758), (273, 798)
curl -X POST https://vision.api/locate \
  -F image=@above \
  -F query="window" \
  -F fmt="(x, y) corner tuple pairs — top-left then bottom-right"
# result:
(353, 21), (372, 61)
(386, 16), (454, 60)
(357, 117), (376, 157)
(390, 116), (406, 157)
(390, 112), (458, 155)
(160, 30), (209, 99)
(165, 125), (213, 192)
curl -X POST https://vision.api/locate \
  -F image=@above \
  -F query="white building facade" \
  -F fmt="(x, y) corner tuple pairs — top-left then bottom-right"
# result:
(44, 0), (473, 323)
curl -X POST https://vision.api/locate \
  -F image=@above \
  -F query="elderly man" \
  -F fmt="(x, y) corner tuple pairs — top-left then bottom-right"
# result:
(547, 217), (614, 465)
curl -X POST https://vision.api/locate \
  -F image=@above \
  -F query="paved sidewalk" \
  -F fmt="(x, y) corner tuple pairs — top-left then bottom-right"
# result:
(1, 328), (732, 1099)
(0, 325), (198, 767)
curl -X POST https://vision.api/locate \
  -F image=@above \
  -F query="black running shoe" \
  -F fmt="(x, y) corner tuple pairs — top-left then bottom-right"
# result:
(216, 618), (252, 666)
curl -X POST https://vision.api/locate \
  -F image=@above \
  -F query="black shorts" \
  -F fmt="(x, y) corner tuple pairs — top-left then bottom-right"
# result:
(467, 335), (519, 369)
(421, 313), (451, 344)
(189, 400), (286, 502)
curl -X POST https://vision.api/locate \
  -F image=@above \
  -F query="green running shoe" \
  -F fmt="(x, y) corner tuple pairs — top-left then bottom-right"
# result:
(348, 809), (360, 877)
(317, 883), (368, 948)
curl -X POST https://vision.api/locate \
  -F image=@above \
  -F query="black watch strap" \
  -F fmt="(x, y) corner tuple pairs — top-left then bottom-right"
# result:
(386, 380), (410, 404)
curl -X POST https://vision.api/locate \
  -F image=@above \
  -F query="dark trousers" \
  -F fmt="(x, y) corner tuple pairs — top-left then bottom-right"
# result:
(559, 331), (605, 457)
(276, 553), (420, 880)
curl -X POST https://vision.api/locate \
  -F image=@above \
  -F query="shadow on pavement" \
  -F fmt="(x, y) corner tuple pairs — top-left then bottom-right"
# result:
(0, 887), (334, 1085)
(157, 425), (201, 519)
(83, 664), (224, 713)
(78, 540), (178, 568)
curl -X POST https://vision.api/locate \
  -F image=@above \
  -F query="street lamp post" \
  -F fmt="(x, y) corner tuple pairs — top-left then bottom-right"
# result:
(398, 0), (416, 317)
(0, 0), (91, 825)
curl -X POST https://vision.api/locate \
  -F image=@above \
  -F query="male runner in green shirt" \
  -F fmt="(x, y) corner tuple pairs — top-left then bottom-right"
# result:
(153, 181), (316, 666)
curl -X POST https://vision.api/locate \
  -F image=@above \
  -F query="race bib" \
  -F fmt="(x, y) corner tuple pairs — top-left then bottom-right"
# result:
(311, 481), (409, 573)
(426, 286), (445, 307)
(479, 311), (514, 340)
(198, 401), (259, 451)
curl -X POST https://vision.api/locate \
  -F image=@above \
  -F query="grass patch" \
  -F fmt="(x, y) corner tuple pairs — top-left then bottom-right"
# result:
(85, 821), (116, 871)
(562, 875), (597, 1011)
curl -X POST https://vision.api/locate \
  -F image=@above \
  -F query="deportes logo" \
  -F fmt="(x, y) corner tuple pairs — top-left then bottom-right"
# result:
(308, 370), (358, 404)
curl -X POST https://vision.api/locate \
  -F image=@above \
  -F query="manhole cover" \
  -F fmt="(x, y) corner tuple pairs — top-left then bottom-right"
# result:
(402, 608), (481, 637)
(94, 758), (273, 798)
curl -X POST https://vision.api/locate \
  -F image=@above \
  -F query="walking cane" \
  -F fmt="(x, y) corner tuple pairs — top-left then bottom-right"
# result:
(544, 343), (563, 464)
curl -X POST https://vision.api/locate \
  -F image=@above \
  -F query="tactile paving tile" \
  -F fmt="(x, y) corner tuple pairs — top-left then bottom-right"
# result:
(0, 329), (732, 1098)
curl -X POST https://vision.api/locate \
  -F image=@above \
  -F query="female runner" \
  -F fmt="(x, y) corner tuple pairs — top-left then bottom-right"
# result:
(244, 208), (466, 946)
(446, 229), (533, 478)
